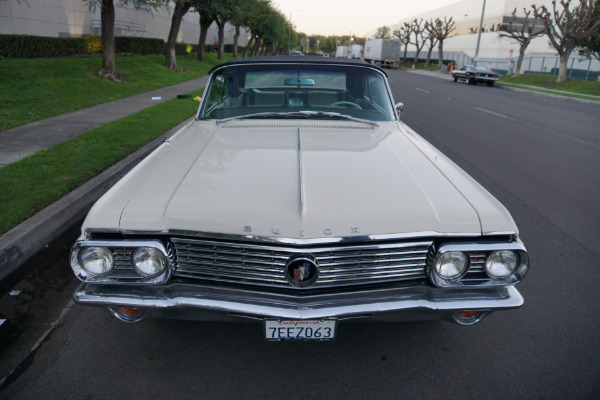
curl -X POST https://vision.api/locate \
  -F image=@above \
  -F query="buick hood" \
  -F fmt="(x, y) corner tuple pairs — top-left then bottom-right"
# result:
(83, 120), (516, 240)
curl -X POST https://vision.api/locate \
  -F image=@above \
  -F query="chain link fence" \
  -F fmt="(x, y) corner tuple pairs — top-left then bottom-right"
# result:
(404, 51), (600, 81)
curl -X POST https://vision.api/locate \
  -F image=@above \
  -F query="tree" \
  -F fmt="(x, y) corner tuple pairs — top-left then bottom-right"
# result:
(375, 26), (391, 39)
(409, 19), (427, 64)
(533, 0), (600, 82)
(85, 0), (166, 81)
(165, 1), (193, 70)
(228, 0), (253, 58)
(394, 22), (412, 62)
(431, 17), (455, 67)
(577, 0), (600, 60)
(498, 8), (545, 77)
(194, 0), (217, 62)
(423, 19), (439, 66)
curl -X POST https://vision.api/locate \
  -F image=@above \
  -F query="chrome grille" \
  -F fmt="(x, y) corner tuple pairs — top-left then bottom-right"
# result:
(111, 247), (140, 280)
(171, 238), (432, 289)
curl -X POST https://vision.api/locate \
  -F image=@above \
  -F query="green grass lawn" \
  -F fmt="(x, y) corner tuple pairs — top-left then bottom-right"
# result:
(0, 90), (203, 234)
(0, 53), (229, 131)
(499, 73), (600, 97)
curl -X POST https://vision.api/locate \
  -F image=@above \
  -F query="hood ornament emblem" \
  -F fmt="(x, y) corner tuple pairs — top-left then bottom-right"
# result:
(284, 254), (319, 288)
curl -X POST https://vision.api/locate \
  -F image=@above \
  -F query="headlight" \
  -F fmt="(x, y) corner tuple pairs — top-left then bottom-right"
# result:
(132, 247), (168, 277)
(434, 251), (469, 280)
(79, 247), (114, 276)
(485, 250), (519, 279)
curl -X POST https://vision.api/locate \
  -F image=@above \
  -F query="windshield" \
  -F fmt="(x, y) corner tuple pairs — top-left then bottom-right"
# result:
(199, 64), (396, 122)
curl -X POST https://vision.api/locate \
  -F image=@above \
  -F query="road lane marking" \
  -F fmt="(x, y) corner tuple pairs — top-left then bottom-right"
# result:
(476, 107), (516, 121)
(415, 87), (430, 94)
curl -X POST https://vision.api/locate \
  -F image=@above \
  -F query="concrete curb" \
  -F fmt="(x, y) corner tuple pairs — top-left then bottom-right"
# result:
(496, 83), (600, 105)
(0, 117), (193, 292)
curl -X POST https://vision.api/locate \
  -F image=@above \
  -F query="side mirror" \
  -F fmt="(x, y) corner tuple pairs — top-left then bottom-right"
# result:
(395, 102), (404, 116)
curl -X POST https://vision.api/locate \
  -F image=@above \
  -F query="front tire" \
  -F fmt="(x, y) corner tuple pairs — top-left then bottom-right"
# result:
(452, 75), (457, 82)
(487, 81), (494, 87)
(465, 75), (471, 85)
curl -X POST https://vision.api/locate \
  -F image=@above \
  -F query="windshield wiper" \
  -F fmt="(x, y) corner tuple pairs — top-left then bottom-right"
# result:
(215, 111), (380, 127)
(215, 112), (309, 124)
(295, 111), (380, 127)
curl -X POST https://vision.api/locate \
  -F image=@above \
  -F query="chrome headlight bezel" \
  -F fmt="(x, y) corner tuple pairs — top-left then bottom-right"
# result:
(433, 251), (469, 281)
(77, 246), (115, 276)
(70, 239), (172, 285)
(429, 241), (529, 288)
(132, 247), (169, 277)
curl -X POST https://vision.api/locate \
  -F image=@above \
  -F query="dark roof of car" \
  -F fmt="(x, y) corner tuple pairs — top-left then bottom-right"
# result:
(208, 56), (387, 75)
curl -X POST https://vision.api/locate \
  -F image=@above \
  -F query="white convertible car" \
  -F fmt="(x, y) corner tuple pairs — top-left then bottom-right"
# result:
(70, 57), (528, 340)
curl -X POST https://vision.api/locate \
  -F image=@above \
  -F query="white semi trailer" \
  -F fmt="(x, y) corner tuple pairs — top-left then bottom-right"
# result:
(363, 39), (399, 68)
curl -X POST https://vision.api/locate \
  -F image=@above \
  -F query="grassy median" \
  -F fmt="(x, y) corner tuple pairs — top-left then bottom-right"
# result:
(0, 53), (228, 131)
(498, 73), (600, 100)
(0, 91), (202, 234)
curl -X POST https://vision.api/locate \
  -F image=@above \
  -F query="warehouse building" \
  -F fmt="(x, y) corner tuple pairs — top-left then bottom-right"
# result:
(0, 0), (248, 47)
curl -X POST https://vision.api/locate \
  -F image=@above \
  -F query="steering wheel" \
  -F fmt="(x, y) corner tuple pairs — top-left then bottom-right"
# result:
(329, 101), (363, 110)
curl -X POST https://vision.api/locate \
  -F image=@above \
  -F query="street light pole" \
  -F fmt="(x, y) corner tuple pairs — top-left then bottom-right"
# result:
(288, 9), (302, 54)
(474, 0), (486, 67)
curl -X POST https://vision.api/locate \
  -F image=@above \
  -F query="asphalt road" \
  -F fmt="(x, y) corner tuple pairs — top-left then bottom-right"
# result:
(1, 70), (599, 399)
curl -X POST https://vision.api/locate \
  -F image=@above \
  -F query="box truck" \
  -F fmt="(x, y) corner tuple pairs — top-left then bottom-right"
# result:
(363, 39), (399, 68)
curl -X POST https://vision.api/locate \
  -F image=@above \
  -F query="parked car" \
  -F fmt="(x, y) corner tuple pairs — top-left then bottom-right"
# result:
(289, 50), (303, 56)
(69, 56), (528, 340)
(452, 65), (499, 86)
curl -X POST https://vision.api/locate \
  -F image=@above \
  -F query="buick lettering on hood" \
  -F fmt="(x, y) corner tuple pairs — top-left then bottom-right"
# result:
(70, 57), (529, 341)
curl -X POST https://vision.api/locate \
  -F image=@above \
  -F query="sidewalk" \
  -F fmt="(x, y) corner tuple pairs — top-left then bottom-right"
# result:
(0, 76), (208, 292)
(0, 76), (208, 168)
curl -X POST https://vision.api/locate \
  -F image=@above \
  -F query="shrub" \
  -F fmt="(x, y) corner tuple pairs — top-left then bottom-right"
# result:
(115, 36), (165, 55)
(175, 43), (198, 55)
(0, 34), (203, 59)
(85, 35), (102, 54)
(0, 35), (86, 58)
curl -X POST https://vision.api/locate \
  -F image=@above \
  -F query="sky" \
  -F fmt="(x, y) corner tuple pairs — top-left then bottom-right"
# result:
(272, 0), (463, 37)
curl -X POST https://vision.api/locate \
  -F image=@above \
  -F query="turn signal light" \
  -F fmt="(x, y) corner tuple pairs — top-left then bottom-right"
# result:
(458, 310), (480, 318)
(120, 307), (140, 315)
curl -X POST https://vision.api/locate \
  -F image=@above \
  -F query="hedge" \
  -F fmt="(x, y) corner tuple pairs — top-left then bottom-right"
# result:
(1, 34), (199, 58)
(0, 35), (87, 58)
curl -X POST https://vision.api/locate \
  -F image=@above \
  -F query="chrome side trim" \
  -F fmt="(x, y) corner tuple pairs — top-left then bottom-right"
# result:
(74, 282), (524, 321)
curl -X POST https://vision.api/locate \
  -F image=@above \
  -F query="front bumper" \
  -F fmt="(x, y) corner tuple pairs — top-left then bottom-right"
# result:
(74, 281), (524, 324)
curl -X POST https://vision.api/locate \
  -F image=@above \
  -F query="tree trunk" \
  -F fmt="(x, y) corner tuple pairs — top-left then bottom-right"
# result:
(197, 16), (214, 62)
(100, 0), (116, 76)
(557, 51), (570, 82)
(216, 19), (225, 60)
(243, 36), (254, 57)
(166, 2), (191, 70)
(413, 48), (421, 64)
(425, 44), (433, 67)
(514, 45), (527, 78)
(251, 36), (260, 57)
(402, 43), (408, 61)
(233, 25), (240, 58)
(437, 40), (444, 66)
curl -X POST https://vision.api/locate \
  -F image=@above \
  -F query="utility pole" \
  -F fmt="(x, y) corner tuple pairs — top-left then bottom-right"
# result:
(288, 9), (302, 54)
(474, 0), (486, 66)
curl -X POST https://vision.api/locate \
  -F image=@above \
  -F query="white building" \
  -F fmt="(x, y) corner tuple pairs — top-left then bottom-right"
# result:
(0, 0), (249, 47)
(384, 0), (556, 59)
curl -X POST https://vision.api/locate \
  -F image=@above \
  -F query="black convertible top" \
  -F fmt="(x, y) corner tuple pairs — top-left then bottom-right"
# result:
(208, 56), (387, 75)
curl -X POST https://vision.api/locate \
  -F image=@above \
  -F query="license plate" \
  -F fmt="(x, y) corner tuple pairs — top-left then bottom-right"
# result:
(265, 320), (336, 341)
